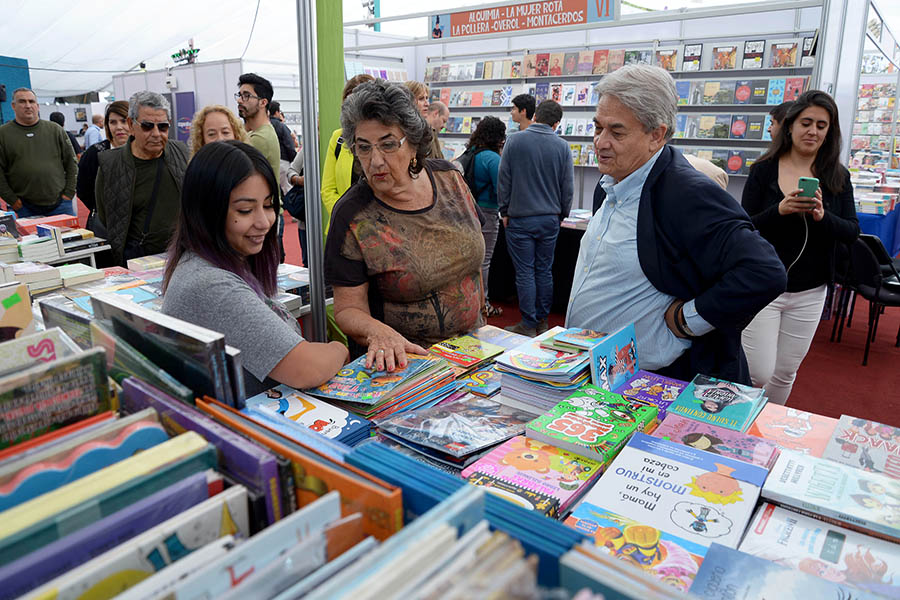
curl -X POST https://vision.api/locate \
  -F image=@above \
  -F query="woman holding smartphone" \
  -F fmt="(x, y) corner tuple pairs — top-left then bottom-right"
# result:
(741, 90), (858, 405)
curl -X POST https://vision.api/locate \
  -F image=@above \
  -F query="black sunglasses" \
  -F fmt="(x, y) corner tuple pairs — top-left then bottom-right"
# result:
(138, 121), (170, 133)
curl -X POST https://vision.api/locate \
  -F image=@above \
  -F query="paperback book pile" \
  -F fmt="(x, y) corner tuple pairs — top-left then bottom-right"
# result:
(8, 261), (61, 293)
(125, 252), (167, 271)
(615, 369), (688, 421)
(461, 435), (605, 517)
(653, 413), (779, 469)
(540, 327), (609, 353)
(376, 393), (536, 469)
(243, 383), (371, 446)
(428, 332), (506, 369)
(668, 373), (768, 432)
(307, 352), (454, 420)
(526, 385), (658, 465)
(17, 235), (59, 262)
(494, 327), (592, 413)
(56, 263), (104, 287)
(60, 228), (104, 255)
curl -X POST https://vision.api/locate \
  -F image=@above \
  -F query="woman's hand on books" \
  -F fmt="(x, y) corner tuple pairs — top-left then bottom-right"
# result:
(365, 324), (427, 373)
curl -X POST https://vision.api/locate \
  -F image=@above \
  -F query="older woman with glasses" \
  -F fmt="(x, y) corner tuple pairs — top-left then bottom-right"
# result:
(324, 79), (486, 372)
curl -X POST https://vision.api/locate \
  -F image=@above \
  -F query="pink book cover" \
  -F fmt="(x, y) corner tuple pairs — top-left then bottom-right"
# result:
(461, 435), (604, 512)
(747, 404), (837, 457)
(653, 414), (779, 469)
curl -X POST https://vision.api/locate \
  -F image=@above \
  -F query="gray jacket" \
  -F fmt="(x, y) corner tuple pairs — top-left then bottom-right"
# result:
(97, 138), (188, 265)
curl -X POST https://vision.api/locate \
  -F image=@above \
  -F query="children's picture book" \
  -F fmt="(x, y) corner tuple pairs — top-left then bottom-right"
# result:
(494, 326), (590, 384)
(589, 323), (638, 392)
(653, 414), (779, 469)
(711, 45), (737, 70)
(526, 384), (657, 464)
(763, 450), (900, 543)
(742, 39), (765, 68)
(577, 50), (594, 75)
(675, 80), (691, 105)
(690, 543), (884, 600)
(457, 364), (501, 397)
(462, 435), (604, 517)
(823, 415), (900, 480)
(730, 114), (749, 139)
(784, 76), (805, 101)
(376, 393), (535, 458)
(566, 503), (707, 592)
(608, 49), (626, 72)
(750, 79), (770, 104)
(307, 352), (440, 405)
(428, 334), (505, 368)
(541, 328), (609, 353)
(244, 384), (369, 444)
(682, 44), (702, 71)
(770, 42), (798, 67)
(592, 49), (609, 75)
(733, 80), (752, 104)
(655, 49), (678, 72)
(668, 374), (766, 433)
(614, 370), (687, 422)
(747, 404), (837, 456)
(739, 502), (900, 599)
(624, 50), (651, 66)
(579, 433), (767, 549)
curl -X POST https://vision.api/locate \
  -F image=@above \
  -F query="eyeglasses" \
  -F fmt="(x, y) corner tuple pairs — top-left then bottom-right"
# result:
(234, 91), (260, 102)
(352, 137), (406, 158)
(137, 121), (170, 133)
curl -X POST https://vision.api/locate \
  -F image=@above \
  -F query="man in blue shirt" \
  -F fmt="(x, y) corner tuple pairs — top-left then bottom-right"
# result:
(84, 114), (105, 149)
(567, 65), (785, 384)
(498, 100), (574, 336)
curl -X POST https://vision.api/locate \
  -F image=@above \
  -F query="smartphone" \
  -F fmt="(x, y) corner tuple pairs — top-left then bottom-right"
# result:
(798, 176), (819, 199)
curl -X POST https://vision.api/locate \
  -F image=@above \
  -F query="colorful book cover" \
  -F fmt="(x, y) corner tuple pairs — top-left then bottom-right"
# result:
(592, 49), (609, 75)
(561, 83), (576, 105)
(579, 433), (767, 548)
(439, 87), (451, 106)
(741, 39), (765, 69)
(376, 393), (535, 458)
(697, 115), (717, 139)
(457, 364), (501, 397)
(740, 502), (900, 598)
(770, 42), (798, 68)
(494, 326), (590, 382)
(614, 370), (686, 421)
(653, 414), (778, 469)
(682, 44), (702, 71)
(461, 324), (527, 352)
(558, 52), (576, 76)
(307, 352), (440, 405)
(725, 151), (746, 175)
(544, 327), (609, 353)
(750, 79), (769, 104)
(690, 543), (884, 600)
(763, 450), (900, 543)
(550, 83), (563, 103)
(536, 52), (550, 77)
(668, 374), (766, 432)
(589, 323), (638, 391)
(462, 435), (604, 516)
(575, 84), (590, 106)
(577, 50), (594, 75)
(675, 80), (691, 105)
(746, 114), (766, 140)
(0, 326), (80, 378)
(673, 114), (687, 138)
(711, 45), (737, 70)
(624, 50), (651, 66)
(429, 334), (505, 368)
(565, 503), (707, 592)
(784, 77), (805, 101)
(762, 114), (773, 141)
(535, 82), (550, 103)
(500, 85), (513, 106)
(244, 383), (370, 444)
(510, 59), (522, 78)
(656, 49), (678, 72)
(732, 80), (752, 104)
(730, 114), (749, 139)
(701, 81), (720, 105)
(823, 415), (900, 479)
(608, 49), (626, 72)
(491, 89), (502, 106)
(712, 80), (735, 104)
(747, 404), (837, 456)
(526, 384), (657, 463)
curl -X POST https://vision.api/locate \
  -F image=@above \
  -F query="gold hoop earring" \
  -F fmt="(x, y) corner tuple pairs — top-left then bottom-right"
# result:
(410, 156), (418, 169)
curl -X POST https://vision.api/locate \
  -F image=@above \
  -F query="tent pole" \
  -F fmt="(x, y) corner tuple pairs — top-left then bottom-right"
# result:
(295, 0), (327, 343)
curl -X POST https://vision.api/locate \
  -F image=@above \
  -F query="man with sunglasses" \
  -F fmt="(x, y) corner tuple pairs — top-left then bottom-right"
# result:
(0, 87), (78, 218)
(96, 90), (188, 266)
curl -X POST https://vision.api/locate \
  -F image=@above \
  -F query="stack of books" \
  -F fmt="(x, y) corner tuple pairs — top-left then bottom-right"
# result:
(60, 228), (105, 255)
(57, 263), (104, 287)
(9, 262), (62, 293)
(667, 373), (768, 432)
(17, 235), (59, 262)
(125, 252), (166, 271)
(13, 214), (77, 236)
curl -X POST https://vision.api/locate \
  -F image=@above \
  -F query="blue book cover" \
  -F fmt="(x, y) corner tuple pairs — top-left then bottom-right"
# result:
(667, 374), (766, 432)
(766, 77), (786, 105)
(691, 543), (884, 599)
(675, 80), (691, 105)
(614, 370), (687, 421)
(577, 432), (768, 549)
(535, 82), (550, 103)
(244, 383), (369, 444)
(307, 353), (440, 405)
(733, 80), (752, 104)
(457, 364), (500, 397)
(674, 114), (687, 138)
(589, 323), (638, 391)
(762, 114), (773, 141)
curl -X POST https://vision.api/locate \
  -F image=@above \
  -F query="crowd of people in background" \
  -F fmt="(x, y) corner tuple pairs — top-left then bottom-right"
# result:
(0, 65), (859, 404)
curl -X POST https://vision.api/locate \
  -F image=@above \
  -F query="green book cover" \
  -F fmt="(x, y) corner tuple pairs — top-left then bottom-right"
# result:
(668, 374), (766, 432)
(526, 384), (658, 464)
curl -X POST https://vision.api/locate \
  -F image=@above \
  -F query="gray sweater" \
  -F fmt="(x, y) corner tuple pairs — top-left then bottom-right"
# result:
(497, 123), (574, 220)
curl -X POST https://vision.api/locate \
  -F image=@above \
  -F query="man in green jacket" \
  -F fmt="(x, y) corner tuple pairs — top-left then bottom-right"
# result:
(0, 88), (78, 218)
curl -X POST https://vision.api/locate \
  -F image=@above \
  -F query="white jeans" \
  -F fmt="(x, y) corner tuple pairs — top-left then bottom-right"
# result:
(741, 284), (827, 406)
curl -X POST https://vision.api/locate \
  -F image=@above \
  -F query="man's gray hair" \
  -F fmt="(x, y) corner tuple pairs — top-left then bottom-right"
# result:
(128, 91), (171, 121)
(12, 87), (35, 99)
(340, 79), (432, 171)
(595, 65), (678, 140)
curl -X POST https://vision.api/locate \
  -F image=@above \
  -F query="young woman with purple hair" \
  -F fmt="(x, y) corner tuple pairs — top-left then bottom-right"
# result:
(162, 141), (348, 395)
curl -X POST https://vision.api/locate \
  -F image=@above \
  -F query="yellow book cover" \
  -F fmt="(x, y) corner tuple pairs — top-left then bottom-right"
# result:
(0, 431), (208, 540)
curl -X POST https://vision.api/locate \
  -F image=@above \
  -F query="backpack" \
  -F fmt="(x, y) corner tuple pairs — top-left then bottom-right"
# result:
(456, 146), (488, 197)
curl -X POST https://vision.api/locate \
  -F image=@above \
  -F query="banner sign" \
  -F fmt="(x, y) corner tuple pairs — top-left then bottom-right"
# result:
(429, 0), (618, 40)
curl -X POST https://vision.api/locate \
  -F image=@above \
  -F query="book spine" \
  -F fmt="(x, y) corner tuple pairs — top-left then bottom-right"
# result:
(277, 455), (298, 517)
(208, 345), (234, 408)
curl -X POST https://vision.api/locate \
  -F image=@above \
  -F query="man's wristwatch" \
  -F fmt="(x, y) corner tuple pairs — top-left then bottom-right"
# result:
(675, 301), (696, 338)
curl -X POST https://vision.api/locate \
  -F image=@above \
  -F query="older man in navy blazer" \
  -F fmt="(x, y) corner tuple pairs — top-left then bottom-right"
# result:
(568, 65), (786, 385)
